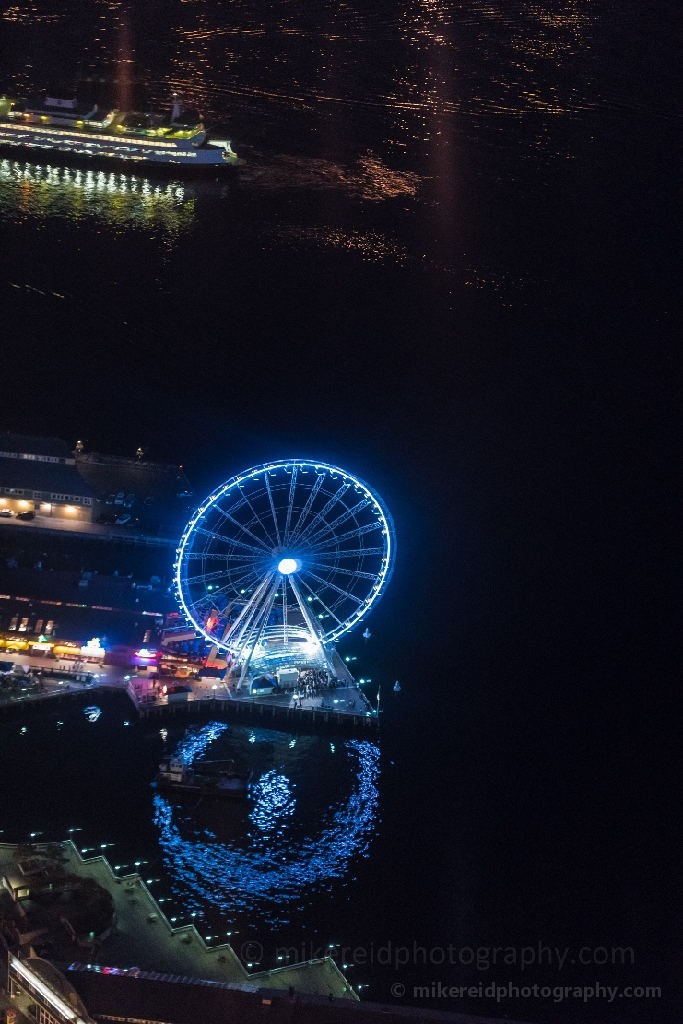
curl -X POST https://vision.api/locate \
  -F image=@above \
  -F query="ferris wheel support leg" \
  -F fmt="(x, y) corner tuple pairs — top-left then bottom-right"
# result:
(231, 574), (278, 678)
(224, 573), (273, 652)
(236, 575), (280, 690)
(288, 575), (336, 676)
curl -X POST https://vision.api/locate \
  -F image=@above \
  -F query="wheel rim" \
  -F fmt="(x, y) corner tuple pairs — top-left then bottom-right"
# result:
(174, 460), (395, 674)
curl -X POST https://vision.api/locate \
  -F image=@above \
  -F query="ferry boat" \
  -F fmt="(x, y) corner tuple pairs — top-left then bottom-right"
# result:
(154, 758), (250, 799)
(0, 94), (239, 169)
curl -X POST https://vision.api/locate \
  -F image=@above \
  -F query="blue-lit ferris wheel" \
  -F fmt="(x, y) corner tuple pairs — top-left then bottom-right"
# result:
(174, 460), (395, 681)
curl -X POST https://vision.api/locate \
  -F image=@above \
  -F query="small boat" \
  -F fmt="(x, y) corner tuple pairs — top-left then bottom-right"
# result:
(363, 628), (371, 640)
(393, 680), (401, 692)
(154, 757), (250, 799)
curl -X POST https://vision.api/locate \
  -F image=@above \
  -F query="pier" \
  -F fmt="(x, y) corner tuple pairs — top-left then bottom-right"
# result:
(0, 652), (379, 734)
(128, 682), (379, 735)
(0, 842), (355, 999)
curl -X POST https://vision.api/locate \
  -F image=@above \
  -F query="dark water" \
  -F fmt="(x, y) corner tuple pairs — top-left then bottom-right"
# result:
(0, 1), (680, 1021)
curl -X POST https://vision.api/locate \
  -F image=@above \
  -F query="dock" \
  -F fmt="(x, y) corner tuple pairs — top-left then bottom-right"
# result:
(129, 683), (379, 734)
(0, 841), (355, 999)
(0, 647), (379, 735)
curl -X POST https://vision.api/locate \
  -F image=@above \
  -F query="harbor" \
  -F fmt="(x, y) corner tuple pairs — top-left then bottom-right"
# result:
(0, 0), (676, 1015)
(0, 441), (388, 1015)
(0, 651), (379, 734)
(0, 841), (355, 998)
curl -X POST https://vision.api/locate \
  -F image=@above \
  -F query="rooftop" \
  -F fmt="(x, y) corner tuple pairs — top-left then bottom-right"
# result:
(0, 433), (74, 460)
(65, 967), (532, 1024)
(0, 433), (93, 500)
(76, 453), (192, 507)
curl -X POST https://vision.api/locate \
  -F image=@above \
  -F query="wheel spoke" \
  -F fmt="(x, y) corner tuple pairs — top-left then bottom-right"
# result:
(289, 472), (325, 543)
(288, 575), (335, 674)
(307, 520), (384, 549)
(297, 575), (344, 626)
(184, 552), (259, 561)
(299, 568), (365, 605)
(305, 562), (379, 582)
(224, 572), (274, 649)
(296, 483), (349, 544)
(215, 509), (273, 552)
(224, 565), (264, 591)
(212, 495), (248, 519)
(184, 555), (264, 580)
(184, 569), (232, 586)
(283, 465), (298, 543)
(303, 497), (373, 546)
(264, 472), (281, 545)
(307, 547), (385, 559)
(236, 576), (282, 686)
(237, 483), (278, 548)
(192, 526), (266, 556)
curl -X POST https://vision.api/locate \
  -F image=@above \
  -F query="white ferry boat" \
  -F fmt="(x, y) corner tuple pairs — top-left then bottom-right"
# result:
(0, 94), (239, 169)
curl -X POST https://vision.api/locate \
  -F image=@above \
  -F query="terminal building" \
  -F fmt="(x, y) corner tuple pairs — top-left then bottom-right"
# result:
(0, 433), (193, 539)
(0, 433), (94, 524)
(4, 952), (501, 1024)
(0, 432), (194, 647)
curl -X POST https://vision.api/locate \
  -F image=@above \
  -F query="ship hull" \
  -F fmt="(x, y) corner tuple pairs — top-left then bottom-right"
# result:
(0, 122), (240, 173)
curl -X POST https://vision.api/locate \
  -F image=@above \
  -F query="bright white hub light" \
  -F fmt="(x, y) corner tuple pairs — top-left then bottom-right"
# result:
(278, 557), (298, 575)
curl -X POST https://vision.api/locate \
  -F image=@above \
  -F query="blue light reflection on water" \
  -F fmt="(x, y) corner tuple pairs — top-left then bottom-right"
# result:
(152, 734), (380, 925)
(250, 770), (296, 833)
(173, 721), (228, 764)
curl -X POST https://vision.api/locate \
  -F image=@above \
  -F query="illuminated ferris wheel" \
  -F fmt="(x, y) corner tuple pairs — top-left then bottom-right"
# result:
(174, 460), (395, 681)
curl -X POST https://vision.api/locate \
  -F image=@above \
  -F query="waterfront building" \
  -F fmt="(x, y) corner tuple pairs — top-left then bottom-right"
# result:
(0, 435), (195, 646)
(0, 432), (193, 539)
(6, 953), (95, 1024)
(0, 433), (94, 524)
(4, 954), (518, 1024)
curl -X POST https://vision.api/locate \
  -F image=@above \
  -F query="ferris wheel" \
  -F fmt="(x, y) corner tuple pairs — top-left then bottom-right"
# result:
(174, 460), (395, 681)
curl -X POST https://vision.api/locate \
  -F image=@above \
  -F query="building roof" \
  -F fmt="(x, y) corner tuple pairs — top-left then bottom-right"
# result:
(0, 432), (74, 460)
(65, 968), (529, 1024)
(76, 452), (194, 532)
(76, 453), (192, 505)
(0, 434), (94, 500)
(0, 457), (94, 499)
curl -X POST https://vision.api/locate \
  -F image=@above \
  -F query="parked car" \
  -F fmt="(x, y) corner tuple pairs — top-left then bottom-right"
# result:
(115, 514), (131, 525)
(0, 509), (13, 517)
(17, 510), (35, 520)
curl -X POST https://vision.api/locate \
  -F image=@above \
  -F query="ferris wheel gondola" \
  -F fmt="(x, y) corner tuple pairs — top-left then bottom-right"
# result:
(174, 460), (395, 683)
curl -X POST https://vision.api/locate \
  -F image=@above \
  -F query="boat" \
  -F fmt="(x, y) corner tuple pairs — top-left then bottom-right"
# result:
(154, 757), (250, 798)
(0, 93), (240, 169)
(393, 680), (401, 692)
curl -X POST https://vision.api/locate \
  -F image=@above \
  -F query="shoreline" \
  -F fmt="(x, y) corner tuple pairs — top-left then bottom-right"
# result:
(0, 840), (355, 999)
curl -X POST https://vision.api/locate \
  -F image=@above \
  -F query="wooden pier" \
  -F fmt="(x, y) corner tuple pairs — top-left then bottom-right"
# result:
(0, 676), (379, 735)
(134, 690), (379, 735)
